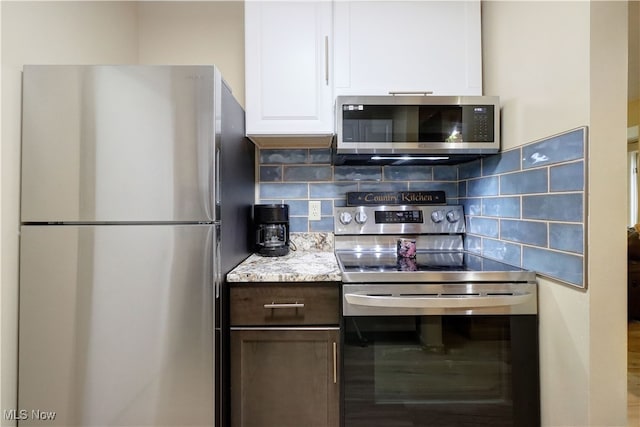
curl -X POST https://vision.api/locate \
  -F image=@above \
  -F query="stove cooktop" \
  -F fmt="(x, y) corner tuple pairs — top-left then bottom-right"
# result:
(335, 250), (537, 284)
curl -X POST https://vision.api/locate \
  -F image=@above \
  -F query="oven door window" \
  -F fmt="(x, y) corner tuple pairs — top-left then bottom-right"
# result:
(343, 315), (539, 427)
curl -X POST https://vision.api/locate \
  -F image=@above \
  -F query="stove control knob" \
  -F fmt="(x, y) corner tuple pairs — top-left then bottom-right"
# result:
(339, 211), (353, 225)
(430, 210), (445, 223)
(446, 209), (461, 223)
(355, 211), (368, 224)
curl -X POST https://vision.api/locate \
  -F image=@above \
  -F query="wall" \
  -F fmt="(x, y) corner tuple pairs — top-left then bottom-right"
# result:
(483, 2), (627, 427)
(459, 128), (587, 288)
(630, 0), (639, 128)
(257, 133), (588, 289)
(0, 1), (244, 422)
(257, 148), (459, 232)
(136, 1), (245, 107)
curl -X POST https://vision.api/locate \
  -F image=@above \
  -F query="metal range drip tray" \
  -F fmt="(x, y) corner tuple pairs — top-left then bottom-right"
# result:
(335, 250), (537, 284)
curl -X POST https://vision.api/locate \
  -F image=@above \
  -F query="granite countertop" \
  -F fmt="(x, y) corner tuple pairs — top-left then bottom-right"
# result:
(226, 232), (342, 283)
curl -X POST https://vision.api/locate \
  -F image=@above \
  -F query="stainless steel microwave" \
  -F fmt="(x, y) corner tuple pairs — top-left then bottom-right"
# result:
(334, 95), (500, 163)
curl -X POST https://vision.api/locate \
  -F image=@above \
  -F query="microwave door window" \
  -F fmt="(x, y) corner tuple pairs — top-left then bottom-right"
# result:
(419, 106), (463, 142)
(342, 105), (415, 143)
(361, 119), (392, 142)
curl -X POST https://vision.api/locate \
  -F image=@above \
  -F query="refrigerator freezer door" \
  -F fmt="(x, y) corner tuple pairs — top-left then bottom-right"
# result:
(18, 225), (214, 426)
(21, 65), (218, 223)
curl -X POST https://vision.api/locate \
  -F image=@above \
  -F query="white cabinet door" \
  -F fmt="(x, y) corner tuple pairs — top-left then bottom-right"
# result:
(334, 0), (482, 97)
(245, 1), (333, 143)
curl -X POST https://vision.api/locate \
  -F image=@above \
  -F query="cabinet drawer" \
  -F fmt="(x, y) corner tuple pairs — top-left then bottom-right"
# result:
(230, 284), (339, 326)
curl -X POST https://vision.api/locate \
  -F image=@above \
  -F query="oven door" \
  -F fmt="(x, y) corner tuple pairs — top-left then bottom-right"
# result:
(342, 284), (539, 427)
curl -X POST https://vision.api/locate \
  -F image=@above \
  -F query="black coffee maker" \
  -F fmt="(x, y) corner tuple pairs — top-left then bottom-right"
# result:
(254, 204), (290, 257)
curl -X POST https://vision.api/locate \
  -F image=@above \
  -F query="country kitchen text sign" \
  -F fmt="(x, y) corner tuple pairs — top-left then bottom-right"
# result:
(347, 191), (446, 206)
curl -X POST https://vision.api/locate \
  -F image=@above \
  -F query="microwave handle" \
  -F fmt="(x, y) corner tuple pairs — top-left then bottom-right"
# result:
(388, 91), (434, 96)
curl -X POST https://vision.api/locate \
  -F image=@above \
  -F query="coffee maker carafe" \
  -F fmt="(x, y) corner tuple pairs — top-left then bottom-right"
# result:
(254, 204), (290, 257)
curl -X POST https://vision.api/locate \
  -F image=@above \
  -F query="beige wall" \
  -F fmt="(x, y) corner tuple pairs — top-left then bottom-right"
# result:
(136, 1), (245, 106)
(630, 0), (639, 128)
(0, 1), (244, 421)
(483, 1), (628, 426)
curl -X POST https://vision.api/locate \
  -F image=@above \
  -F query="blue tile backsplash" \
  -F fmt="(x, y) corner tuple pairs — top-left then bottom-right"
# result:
(257, 127), (588, 288)
(459, 127), (587, 288)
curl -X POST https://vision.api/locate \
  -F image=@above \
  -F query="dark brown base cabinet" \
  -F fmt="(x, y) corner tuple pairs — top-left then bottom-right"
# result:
(229, 283), (340, 427)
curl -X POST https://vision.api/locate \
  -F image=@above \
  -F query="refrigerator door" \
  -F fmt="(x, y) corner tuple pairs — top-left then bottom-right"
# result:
(18, 224), (214, 426)
(21, 65), (218, 223)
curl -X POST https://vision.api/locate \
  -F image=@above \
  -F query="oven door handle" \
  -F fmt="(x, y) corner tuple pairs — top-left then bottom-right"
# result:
(344, 292), (534, 309)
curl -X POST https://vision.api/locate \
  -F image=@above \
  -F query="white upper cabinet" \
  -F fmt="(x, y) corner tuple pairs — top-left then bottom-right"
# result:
(245, 1), (334, 146)
(333, 0), (482, 96)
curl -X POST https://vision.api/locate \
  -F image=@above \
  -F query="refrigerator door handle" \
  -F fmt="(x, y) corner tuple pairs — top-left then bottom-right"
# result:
(215, 147), (221, 222)
(214, 223), (222, 299)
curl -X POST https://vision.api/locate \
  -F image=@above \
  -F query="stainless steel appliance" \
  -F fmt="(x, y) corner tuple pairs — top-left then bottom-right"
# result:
(334, 95), (500, 165)
(18, 65), (254, 427)
(334, 205), (539, 427)
(253, 204), (290, 257)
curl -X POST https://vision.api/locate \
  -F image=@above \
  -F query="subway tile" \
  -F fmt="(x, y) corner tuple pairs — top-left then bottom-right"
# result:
(522, 193), (583, 222)
(459, 198), (482, 216)
(260, 165), (282, 182)
(334, 166), (382, 181)
(523, 246), (584, 287)
(482, 238), (521, 267)
(359, 182), (409, 192)
(309, 149), (332, 164)
(458, 158), (482, 179)
(482, 257), (522, 272)
(458, 181), (467, 198)
(310, 182), (359, 198)
(283, 165), (332, 181)
(309, 217), (334, 232)
(464, 235), (482, 253)
(256, 130), (586, 288)
(500, 219), (548, 247)
(482, 197), (520, 218)
(320, 200), (333, 216)
(467, 217), (499, 238)
(549, 223), (584, 254)
(482, 149), (521, 176)
(260, 149), (307, 164)
(433, 165), (458, 181)
(522, 128), (585, 169)
(289, 216), (309, 233)
(384, 165), (433, 181)
(260, 183), (308, 199)
(285, 200), (309, 216)
(467, 176), (499, 197)
(500, 169), (548, 195)
(550, 161), (584, 192)
(465, 253), (483, 270)
(258, 199), (283, 205)
(408, 182), (458, 199)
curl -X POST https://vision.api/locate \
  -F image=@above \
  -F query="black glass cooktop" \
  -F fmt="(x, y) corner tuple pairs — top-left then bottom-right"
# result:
(335, 251), (535, 283)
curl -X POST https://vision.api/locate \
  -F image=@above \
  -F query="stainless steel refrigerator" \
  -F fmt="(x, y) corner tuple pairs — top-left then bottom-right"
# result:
(18, 65), (254, 426)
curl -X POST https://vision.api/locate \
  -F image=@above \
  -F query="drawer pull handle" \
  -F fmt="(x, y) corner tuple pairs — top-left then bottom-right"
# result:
(332, 342), (337, 384)
(263, 302), (305, 309)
